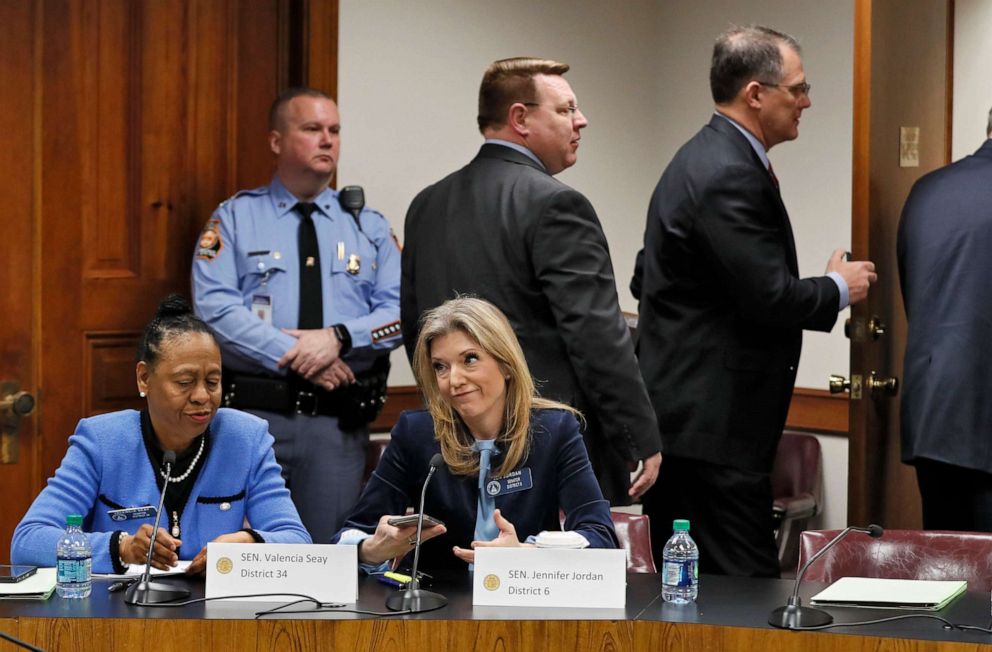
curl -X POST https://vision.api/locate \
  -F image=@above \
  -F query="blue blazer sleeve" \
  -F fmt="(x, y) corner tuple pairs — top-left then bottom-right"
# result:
(11, 418), (117, 571)
(546, 410), (619, 549)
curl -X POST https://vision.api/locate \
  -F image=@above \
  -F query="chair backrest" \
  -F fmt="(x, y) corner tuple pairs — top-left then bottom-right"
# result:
(611, 511), (656, 574)
(799, 529), (992, 592)
(362, 438), (390, 489)
(771, 431), (822, 505)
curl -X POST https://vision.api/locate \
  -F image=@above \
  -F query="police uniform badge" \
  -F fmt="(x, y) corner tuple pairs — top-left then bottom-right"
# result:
(346, 253), (361, 274)
(195, 219), (223, 261)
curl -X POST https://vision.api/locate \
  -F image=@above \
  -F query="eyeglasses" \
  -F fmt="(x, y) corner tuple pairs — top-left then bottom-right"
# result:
(522, 102), (580, 115)
(757, 81), (811, 98)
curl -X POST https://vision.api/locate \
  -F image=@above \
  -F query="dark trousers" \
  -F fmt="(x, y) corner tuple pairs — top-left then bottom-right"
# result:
(915, 458), (992, 532)
(641, 455), (780, 578)
(249, 409), (368, 544)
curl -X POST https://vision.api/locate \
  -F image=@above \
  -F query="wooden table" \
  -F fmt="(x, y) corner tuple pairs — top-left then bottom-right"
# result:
(2, 574), (991, 651)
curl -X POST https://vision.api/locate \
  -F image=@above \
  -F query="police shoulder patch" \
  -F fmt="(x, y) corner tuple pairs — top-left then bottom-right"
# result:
(195, 218), (223, 261)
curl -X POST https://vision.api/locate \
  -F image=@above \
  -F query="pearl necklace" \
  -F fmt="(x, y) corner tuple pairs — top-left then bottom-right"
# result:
(159, 436), (206, 484)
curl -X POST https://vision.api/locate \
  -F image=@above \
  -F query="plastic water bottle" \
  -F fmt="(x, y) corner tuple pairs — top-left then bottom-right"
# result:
(662, 518), (698, 604)
(56, 514), (92, 599)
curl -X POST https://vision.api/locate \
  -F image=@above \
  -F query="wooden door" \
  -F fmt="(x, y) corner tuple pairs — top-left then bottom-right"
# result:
(847, 0), (952, 528)
(0, 0), (338, 564)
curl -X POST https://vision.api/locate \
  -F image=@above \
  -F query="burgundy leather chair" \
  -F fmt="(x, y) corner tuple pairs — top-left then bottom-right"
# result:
(361, 438), (390, 491)
(611, 511), (657, 574)
(798, 529), (992, 592)
(771, 431), (823, 574)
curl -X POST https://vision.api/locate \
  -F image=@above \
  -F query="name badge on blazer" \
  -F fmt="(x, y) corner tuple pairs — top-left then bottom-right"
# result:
(108, 506), (156, 522)
(486, 468), (533, 497)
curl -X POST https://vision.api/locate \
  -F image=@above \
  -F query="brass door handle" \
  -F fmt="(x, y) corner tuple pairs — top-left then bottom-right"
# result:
(868, 371), (899, 396)
(829, 374), (850, 394)
(1, 381), (35, 464)
(1, 390), (35, 418)
(868, 317), (887, 340)
(844, 316), (888, 341)
(829, 374), (863, 399)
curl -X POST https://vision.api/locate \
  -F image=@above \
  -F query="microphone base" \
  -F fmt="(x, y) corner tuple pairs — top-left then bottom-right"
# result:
(124, 579), (191, 606)
(385, 587), (448, 613)
(768, 604), (833, 629)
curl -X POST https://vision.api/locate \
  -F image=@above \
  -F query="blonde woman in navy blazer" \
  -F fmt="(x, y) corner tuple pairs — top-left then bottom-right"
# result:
(334, 297), (617, 575)
(12, 296), (310, 574)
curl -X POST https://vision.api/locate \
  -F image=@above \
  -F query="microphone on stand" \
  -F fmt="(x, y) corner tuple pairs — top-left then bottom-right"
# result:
(125, 450), (191, 605)
(386, 453), (448, 613)
(769, 524), (884, 629)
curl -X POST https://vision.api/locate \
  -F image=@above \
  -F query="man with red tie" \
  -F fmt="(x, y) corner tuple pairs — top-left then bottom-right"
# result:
(632, 25), (876, 577)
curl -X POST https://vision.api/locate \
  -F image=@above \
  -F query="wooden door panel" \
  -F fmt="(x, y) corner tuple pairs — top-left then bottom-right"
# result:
(0, 0), (41, 566)
(849, 0), (951, 528)
(1, 0), (337, 564)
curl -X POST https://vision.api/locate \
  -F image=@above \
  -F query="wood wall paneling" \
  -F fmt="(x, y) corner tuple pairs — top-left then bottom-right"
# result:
(84, 333), (142, 414)
(0, 0), (339, 564)
(374, 385), (846, 437)
(233, 0), (284, 192)
(0, 0), (40, 567)
(303, 0), (339, 97)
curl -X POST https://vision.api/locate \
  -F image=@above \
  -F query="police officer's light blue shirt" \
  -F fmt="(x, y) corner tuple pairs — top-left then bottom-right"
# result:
(714, 111), (849, 310)
(191, 176), (402, 375)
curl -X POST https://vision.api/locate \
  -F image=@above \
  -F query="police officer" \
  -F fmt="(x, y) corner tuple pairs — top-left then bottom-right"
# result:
(192, 87), (402, 543)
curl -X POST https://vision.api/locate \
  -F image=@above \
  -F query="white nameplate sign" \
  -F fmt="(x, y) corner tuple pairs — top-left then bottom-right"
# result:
(473, 548), (626, 608)
(206, 542), (356, 602)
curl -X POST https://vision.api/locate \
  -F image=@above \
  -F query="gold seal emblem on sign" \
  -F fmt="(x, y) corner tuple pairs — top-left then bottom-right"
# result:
(216, 557), (234, 575)
(483, 574), (501, 591)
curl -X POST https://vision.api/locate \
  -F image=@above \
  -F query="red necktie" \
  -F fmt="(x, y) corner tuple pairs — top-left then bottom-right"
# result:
(767, 162), (780, 189)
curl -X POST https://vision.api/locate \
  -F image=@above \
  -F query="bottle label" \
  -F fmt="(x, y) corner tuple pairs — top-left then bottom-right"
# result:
(663, 559), (698, 587)
(57, 557), (92, 584)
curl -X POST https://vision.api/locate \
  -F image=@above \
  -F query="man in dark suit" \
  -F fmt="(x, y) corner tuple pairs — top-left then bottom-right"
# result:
(898, 108), (992, 532)
(633, 26), (876, 576)
(402, 57), (662, 505)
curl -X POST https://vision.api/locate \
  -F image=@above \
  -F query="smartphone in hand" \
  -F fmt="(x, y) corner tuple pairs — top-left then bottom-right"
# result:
(387, 514), (445, 528)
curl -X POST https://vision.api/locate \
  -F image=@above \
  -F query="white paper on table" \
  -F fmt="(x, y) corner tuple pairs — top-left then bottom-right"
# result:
(93, 559), (193, 579)
(810, 577), (968, 610)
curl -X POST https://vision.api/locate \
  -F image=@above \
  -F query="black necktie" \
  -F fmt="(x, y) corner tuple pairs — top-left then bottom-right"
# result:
(296, 202), (323, 329)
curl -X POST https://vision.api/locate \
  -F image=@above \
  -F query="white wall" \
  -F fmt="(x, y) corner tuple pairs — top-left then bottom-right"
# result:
(339, 0), (853, 528)
(953, 0), (992, 161)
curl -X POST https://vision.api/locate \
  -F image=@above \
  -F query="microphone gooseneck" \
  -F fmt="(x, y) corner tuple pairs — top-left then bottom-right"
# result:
(124, 449), (191, 606)
(386, 453), (448, 613)
(769, 524), (884, 629)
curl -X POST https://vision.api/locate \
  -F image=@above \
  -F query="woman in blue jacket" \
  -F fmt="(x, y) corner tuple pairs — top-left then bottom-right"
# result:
(335, 297), (617, 574)
(12, 295), (310, 574)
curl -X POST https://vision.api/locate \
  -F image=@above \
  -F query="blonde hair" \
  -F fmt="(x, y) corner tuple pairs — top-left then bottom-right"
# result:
(412, 297), (579, 477)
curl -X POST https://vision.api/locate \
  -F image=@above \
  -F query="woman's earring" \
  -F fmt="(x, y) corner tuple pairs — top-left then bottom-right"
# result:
(139, 391), (146, 398)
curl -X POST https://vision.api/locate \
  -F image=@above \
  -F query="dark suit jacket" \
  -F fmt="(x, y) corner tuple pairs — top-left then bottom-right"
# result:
(897, 139), (992, 473)
(401, 143), (661, 504)
(633, 115), (839, 473)
(334, 409), (618, 577)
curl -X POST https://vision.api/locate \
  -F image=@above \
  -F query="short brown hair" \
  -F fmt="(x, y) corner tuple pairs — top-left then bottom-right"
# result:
(268, 87), (334, 131)
(477, 57), (569, 133)
(710, 25), (800, 104)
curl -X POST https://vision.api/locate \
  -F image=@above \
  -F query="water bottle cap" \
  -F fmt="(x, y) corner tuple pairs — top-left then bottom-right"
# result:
(66, 514), (83, 527)
(673, 519), (690, 531)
